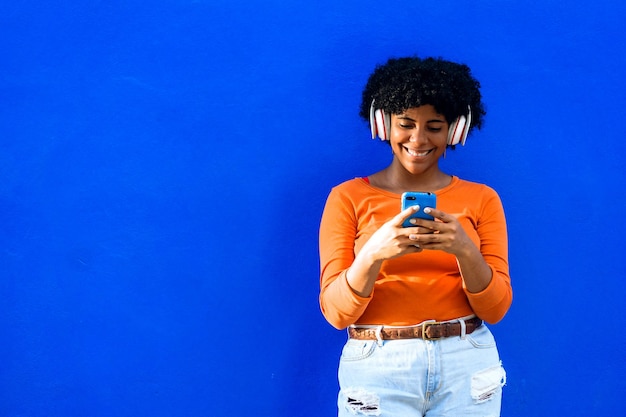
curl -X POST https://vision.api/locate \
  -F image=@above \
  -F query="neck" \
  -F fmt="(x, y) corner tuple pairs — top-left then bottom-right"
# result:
(375, 163), (452, 193)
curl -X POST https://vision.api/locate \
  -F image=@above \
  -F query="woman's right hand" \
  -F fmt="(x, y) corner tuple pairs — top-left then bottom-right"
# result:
(345, 205), (432, 297)
(359, 205), (431, 261)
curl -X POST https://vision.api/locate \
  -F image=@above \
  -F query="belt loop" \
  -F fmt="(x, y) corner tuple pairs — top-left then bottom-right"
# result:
(458, 318), (467, 339)
(375, 325), (384, 347)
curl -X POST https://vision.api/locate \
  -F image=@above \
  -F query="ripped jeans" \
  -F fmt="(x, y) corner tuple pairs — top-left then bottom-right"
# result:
(337, 324), (506, 417)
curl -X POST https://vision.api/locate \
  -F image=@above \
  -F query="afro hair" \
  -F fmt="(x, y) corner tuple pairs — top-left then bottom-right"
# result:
(360, 56), (486, 134)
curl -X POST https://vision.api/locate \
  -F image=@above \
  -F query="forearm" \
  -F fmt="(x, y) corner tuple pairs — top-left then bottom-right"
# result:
(345, 249), (384, 297)
(319, 269), (373, 329)
(455, 242), (493, 293)
(455, 240), (512, 324)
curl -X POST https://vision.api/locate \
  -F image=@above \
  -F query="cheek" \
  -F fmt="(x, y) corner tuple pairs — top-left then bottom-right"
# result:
(389, 139), (405, 154)
(388, 129), (406, 143)
(432, 131), (449, 146)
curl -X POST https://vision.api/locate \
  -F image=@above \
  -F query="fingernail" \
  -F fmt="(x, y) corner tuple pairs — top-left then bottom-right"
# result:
(424, 207), (431, 214)
(410, 218), (417, 224)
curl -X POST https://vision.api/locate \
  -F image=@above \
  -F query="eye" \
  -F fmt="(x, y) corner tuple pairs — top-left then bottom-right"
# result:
(398, 121), (415, 129)
(427, 122), (445, 133)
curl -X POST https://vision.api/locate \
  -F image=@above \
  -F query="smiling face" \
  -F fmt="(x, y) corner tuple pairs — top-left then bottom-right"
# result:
(388, 105), (449, 177)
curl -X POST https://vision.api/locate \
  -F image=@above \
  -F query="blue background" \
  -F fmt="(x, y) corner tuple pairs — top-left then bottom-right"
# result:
(1, 1), (625, 416)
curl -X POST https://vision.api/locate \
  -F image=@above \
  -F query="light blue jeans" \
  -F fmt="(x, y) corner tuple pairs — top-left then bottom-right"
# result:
(337, 324), (506, 417)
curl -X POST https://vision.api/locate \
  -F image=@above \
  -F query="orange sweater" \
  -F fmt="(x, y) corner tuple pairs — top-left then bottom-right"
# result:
(319, 176), (512, 329)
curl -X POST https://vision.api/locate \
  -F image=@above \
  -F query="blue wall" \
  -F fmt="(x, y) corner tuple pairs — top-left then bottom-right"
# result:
(1, 1), (625, 416)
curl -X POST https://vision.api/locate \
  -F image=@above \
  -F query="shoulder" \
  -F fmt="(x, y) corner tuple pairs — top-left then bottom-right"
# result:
(328, 177), (371, 198)
(321, 178), (370, 223)
(323, 177), (381, 214)
(446, 178), (504, 213)
(452, 177), (500, 198)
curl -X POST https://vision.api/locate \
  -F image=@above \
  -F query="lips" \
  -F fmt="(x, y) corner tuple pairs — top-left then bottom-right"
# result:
(404, 146), (433, 157)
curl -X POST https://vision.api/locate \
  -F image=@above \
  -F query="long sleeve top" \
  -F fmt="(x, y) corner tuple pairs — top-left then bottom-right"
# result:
(319, 176), (512, 330)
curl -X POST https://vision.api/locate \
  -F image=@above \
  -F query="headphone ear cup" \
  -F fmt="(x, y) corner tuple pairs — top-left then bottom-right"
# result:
(460, 108), (472, 146)
(369, 101), (377, 139)
(447, 106), (473, 146)
(369, 99), (391, 140)
(447, 117), (462, 146)
(374, 109), (391, 140)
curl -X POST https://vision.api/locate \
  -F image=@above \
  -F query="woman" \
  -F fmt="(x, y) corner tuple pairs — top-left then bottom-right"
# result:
(318, 56), (512, 417)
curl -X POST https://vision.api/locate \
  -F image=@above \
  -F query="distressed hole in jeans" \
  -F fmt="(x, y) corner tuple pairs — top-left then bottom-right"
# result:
(471, 363), (506, 404)
(342, 387), (381, 416)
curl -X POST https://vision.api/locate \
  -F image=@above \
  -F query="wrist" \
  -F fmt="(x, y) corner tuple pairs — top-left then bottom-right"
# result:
(454, 238), (479, 260)
(357, 242), (385, 265)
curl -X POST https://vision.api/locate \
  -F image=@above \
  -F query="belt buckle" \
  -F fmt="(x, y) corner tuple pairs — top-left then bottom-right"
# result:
(421, 320), (441, 340)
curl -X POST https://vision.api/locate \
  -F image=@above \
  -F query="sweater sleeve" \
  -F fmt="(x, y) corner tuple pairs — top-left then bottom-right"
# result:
(318, 186), (372, 329)
(463, 187), (512, 324)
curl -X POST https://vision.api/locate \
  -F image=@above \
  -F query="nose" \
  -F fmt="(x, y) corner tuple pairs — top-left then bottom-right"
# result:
(408, 125), (428, 143)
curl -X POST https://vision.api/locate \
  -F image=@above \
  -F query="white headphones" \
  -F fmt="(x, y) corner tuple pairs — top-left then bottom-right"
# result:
(369, 100), (472, 146)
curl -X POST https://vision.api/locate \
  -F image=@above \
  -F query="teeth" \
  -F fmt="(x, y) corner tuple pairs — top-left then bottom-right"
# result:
(406, 148), (430, 157)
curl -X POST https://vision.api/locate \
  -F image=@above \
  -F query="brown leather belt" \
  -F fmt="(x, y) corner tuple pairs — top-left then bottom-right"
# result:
(348, 317), (483, 341)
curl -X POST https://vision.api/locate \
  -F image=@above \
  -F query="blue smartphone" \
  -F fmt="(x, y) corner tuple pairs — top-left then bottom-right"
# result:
(401, 192), (436, 227)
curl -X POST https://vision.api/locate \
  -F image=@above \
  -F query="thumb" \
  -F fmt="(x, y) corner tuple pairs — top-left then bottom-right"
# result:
(391, 205), (420, 227)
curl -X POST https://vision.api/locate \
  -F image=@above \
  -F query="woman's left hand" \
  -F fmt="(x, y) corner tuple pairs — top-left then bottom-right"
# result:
(407, 207), (472, 257)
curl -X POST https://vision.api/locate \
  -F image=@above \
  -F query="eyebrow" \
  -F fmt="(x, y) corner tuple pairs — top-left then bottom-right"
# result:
(397, 115), (446, 123)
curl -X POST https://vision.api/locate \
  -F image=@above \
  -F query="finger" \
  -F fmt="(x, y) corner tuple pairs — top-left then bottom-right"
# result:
(407, 217), (438, 230)
(405, 225), (435, 235)
(415, 233), (440, 244)
(391, 205), (421, 227)
(409, 238), (441, 252)
(413, 226), (435, 234)
(405, 237), (423, 252)
(409, 231), (439, 245)
(423, 207), (455, 223)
